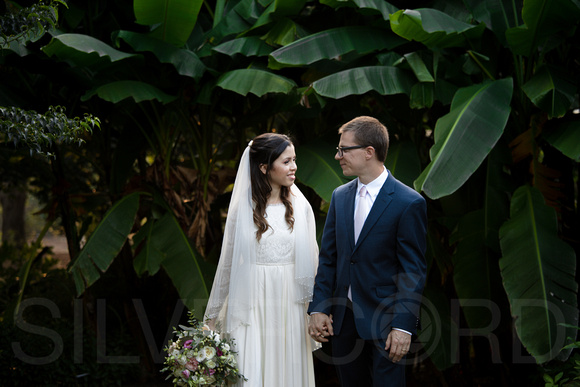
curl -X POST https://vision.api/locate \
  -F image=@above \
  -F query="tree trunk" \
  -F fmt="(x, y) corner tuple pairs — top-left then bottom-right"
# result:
(0, 188), (27, 245)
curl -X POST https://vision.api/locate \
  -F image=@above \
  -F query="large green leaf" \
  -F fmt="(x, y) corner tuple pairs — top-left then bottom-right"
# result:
(132, 219), (164, 277)
(197, 0), (255, 55)
(269, 26), (405, 70)
(505, 0), (580, 57)
(404, 52), (434, 82)
(390, 8), (485, 49)
(544, 121), (580, 161)
(114, 31), (205, 80)
(133, 0), (203, 47)
(262, 17), (304, 46)
(216, 69), (296, 97)
(320, 0), (398, 19)
(312, 66), (415, 99)
(451, 210), (501, 329)
(70, 192), (141, 295)
(296, 141), (347, 202)
(251, 0), (307, 31)
(463, 0), (519, 45)
(81, 81), (177, 104)
(154, 212), (210, 310)
(417, 285), (458, 370)
(212, 37), (273, 57)
(42, 34), (139, 67)
(385, 140), (421, 188)
(499, 185), (578, 363)
(522, 65), (577, 119)
(414, 78), (513, 199)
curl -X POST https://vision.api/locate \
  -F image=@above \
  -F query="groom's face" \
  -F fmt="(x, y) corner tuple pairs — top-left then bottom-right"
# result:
(336, 131), (367, 177)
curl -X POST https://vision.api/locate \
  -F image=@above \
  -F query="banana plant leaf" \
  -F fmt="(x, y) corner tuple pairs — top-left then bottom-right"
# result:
(70, 192), (141, 295)
(296, 141), (347, 202)
(133, 0), (203, 47)
(404, 52), (434, 82)
(410, 83), (434, 109)
(418, 286), (458, 370)
(522, 65), (577, 119)
(320, 0), (399, 19)
(147, 212), (210, 310)
(42, 34), (139, 67)
(450, 209), (504, 329)
(81, 80), (176, 104)
(351, 0), (398, 19)
(463, 0), (519, 46)
(385, 140), (421, 188)
(312, 66), (415, 99)
(390, 8), (485, 49)
(251, 0), (306, 30)
(114, 31), (205, 80)
(262, 17), (307, 46)
(505, 0), (580, 58)
(212, 37), (273, 57)
(269, 26), (405, 70)
(414, 78), (513, 199)
(216, 69), (296, 97)
(544, 121), (580, 161)
(499, 185), (578, 363)
(198, 0), (255, 54)
(133, 219), (164, 277)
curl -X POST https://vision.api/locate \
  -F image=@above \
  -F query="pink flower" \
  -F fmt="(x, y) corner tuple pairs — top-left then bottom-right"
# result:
(217, 348), (223, 357)
(185, 358), (199, 372)
(183, 340), (193, 348)
(182, 369), (190, 379)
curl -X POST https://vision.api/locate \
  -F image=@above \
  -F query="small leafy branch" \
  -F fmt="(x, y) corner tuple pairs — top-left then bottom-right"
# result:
(544, 325), (580, 387)
(0, 105), (100, 157)
(0, 0), (68, 46)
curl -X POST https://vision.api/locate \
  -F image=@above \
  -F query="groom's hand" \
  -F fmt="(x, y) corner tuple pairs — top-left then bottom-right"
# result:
(385, 329), (411, 363)
(309, 313), (334, 343)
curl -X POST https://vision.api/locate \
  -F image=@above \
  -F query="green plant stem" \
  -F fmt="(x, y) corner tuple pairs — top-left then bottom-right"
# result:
(13, 218), (55, 320)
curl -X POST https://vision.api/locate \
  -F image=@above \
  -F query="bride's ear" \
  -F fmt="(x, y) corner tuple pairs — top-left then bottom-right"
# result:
(259, 164), (267, 175)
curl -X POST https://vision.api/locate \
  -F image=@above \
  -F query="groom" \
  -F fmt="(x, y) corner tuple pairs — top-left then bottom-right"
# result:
(308, 116), (427, 386)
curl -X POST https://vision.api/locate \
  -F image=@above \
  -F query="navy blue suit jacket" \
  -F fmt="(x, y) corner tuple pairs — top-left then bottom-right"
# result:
(308, 172), (427, 340)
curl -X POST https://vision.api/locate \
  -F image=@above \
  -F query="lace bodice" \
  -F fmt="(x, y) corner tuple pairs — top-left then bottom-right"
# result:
(256, 204), (295, 265)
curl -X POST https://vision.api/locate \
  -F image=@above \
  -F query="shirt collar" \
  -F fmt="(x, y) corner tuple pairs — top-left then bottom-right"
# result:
(357, 167), (388, 199)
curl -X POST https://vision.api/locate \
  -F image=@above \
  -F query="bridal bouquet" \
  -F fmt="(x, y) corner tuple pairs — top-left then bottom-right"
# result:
(161, 311), (245, 386)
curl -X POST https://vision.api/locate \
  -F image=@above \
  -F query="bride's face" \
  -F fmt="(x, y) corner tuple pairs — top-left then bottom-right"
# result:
(265, 145), (297, 189)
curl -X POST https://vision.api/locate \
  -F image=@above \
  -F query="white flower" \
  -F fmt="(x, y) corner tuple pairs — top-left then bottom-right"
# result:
(203, 346), (217, 360)
(195, 350), (206, 362)
(221, 343), (230, 353)
(206, 359), (217, 369)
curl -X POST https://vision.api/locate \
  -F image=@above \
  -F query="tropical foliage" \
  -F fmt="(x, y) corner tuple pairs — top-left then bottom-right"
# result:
(1, 0), (579, 384)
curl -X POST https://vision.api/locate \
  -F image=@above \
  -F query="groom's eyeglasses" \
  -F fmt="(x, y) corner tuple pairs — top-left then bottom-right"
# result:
(336, 145), (368, 157)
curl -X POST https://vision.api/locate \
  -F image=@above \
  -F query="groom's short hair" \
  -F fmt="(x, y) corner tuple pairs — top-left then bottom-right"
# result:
(338, 116), (390, 163)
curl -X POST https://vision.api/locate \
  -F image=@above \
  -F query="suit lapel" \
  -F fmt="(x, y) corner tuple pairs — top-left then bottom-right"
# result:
(353, 172), (395, 251)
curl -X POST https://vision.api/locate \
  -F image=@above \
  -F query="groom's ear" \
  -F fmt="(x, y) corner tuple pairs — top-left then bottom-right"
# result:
(260, 164), (267, 174)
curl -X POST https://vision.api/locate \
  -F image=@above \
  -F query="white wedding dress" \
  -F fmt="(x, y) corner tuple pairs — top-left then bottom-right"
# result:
(230, 204), (316, 387)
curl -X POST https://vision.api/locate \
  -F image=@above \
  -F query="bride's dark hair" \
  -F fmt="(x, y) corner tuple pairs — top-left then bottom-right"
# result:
(249, 133), (295, 241)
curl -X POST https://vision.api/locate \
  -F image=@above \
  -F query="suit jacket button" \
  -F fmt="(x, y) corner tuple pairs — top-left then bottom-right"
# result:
(344, 286), (348, 290)
(350, 261), (355, 265)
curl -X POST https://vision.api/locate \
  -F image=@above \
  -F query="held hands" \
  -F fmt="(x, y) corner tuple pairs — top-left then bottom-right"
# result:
(308, 313), (334, 343)
(384, 329), (411, 363)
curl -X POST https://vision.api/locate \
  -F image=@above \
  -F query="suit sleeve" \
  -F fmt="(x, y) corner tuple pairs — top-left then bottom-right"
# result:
(307, 190), (338, 316)
(391, 195), (428, 334)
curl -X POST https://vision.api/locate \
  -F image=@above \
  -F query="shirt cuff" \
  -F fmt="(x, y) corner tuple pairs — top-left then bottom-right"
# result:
(392, 328), (411, 336)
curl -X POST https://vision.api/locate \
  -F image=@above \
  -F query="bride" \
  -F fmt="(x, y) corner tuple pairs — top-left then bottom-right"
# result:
(205, 133), (319, 386)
